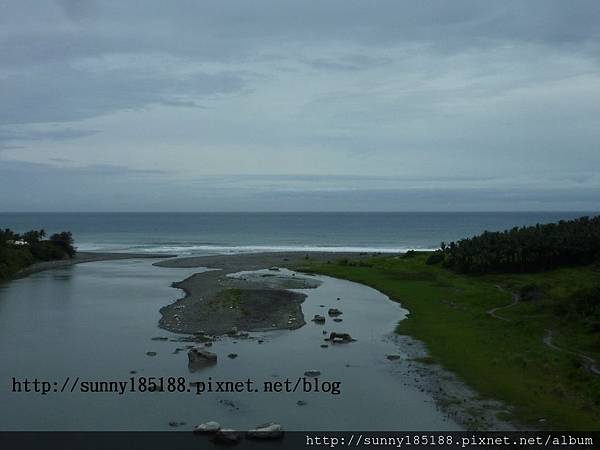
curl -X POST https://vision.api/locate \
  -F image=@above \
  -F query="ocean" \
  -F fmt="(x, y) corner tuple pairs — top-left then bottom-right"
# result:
(0, 211), (596, 255)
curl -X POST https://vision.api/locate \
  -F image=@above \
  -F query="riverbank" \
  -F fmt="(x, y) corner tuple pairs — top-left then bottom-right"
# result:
(11, 251), (176, 280)
(295, 253), (600, 430)
(0, 254), (468, 431)
(157, 251), (518, 430)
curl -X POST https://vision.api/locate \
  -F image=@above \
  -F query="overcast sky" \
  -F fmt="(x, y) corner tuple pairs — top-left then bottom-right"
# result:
(1, 0), (600, 211)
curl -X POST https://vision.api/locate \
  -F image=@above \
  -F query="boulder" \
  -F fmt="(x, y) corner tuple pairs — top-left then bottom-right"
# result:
(327, 308), (342, 316)
(228, 327), (249, 339)
(304, 370), (321, 377)
(328, 332), (354, 343)
(227, 353), (238, 359)
(386, 354), (401, 361)
(188, 348), (217, 364)
(312, 314), (326, 324)
(246, 422), (284, 440)
(213, 429), (242, 443)
(193, 421), (221, 433)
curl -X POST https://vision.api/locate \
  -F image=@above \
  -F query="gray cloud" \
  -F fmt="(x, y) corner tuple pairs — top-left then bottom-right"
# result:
(1, 161), (599, 212)
(0, 62), (246, 125)
(1, 1), (600, 210)
(0, 128), (100, 142)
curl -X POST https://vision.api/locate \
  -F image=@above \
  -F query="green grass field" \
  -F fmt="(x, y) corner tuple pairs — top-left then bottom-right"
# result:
(295, 253), (600, 430)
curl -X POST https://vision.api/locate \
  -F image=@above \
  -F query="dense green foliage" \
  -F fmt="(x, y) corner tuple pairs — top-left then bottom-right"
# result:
(554, 284), (600, 332)
(297, 254), (600, 430)
(0, 227), (75, 279)
(438, 215), (600, 273)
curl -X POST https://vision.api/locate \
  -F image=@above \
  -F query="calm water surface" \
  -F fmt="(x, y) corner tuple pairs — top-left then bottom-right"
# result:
(0, 260), (458, 431)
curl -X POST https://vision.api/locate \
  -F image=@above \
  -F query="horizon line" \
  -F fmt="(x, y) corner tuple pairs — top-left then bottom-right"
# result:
(1, 210), (599, 215)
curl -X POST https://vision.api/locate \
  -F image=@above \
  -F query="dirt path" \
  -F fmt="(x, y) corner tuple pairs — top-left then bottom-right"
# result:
(543, 330), (600, 376)
(486, 285), (519, 321)
(489, 286), (599, 377)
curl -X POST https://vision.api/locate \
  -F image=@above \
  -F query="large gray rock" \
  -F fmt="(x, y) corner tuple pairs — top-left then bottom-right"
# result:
(188, 347), (217, 364)
(327, 332), (354, 343)
(193, 421), (221, 433)
(213, 429), (242, 443)
(246, 422), (284, 440)
(312, 314), (326, 324)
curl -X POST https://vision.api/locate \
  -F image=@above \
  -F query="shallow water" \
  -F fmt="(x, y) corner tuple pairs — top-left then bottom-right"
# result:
(0, 260), (459, 431)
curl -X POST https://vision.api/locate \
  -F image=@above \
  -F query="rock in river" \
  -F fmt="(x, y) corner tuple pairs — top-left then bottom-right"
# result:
(188, 347), (217, 364)
(193, 421), (221, 433)
(214, 429), (242, 443)
(304, 370), (321, 377)
(327, 308), (342, 316)
(246, 422), (284, 440)
(327, 332), (354, 343)
(312, 314), (326, 324)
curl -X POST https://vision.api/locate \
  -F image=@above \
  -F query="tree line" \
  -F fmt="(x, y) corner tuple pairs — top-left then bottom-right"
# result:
(433, 215), (600, 273)
(0, 228), (75, 279)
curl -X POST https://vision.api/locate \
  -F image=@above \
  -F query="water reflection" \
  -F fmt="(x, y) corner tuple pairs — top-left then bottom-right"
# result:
(0, 259), (459, 431)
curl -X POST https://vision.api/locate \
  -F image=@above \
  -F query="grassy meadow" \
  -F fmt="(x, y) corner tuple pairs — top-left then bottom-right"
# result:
(296, 253), (600, 430)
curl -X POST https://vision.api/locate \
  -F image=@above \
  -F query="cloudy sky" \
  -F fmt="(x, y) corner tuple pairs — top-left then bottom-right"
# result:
(1, 0), (600, 211)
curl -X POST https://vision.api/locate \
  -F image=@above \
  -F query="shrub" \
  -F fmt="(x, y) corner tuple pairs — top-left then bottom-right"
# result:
(50, 231), (76, 258)
(519, 283), (543, 302)
(426, 251), (444, 265)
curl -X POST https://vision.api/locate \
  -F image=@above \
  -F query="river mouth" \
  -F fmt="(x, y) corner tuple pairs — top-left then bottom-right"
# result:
(0, 259), (458, 431)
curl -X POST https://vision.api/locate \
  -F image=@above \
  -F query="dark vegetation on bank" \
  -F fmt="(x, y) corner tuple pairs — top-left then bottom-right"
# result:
(0, 228), (76, 279)
(433, 215), (600, 274)
(425, 215), (600, 332)
(297, 216), (600, 430)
